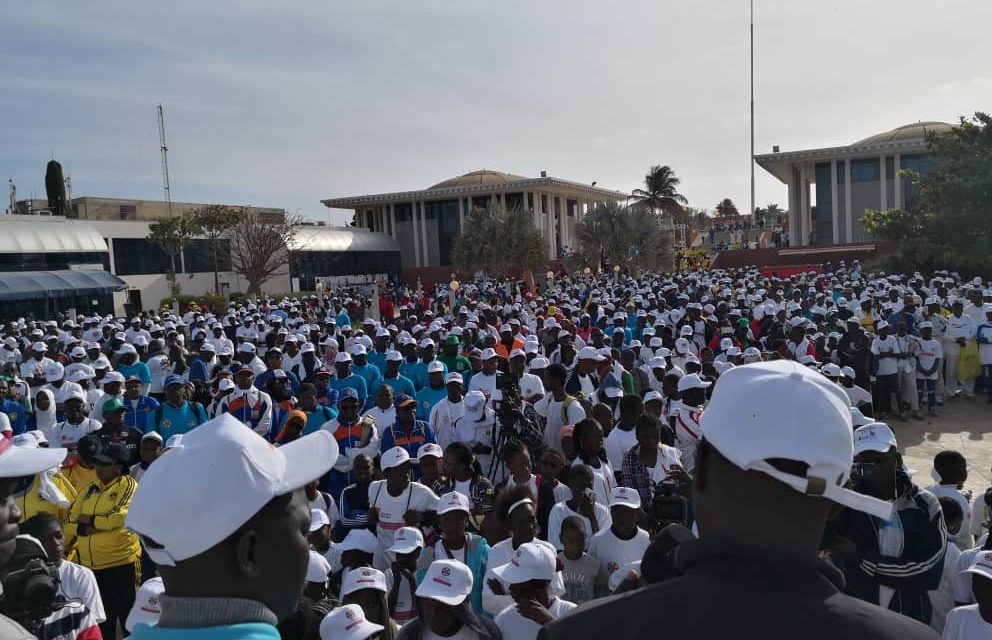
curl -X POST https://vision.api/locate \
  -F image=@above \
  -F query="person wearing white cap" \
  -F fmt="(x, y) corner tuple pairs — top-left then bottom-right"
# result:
(491, 542), (576, 640)
(386, 526), (424, 624)
(397, 559), (500, 640)
(586, 487), (649, 594)
(838, 365), (873, 409)
(466, 348), (500, 405)
(415, 360), (449, 421)
(544, 360), (935, 640)
(19, 340), (54, 394)
(916, 321), (943, 417)
(672, 373), (709, 474)
(368, 447), (439, 571)
(942, 550), (992, 639)
(125, 414), (339, 640)
(40, 361), (84, 415)
(565, 347), (601, 399)
(870, 321), (905, 421)
(533, 364), (586, 450)
(125, 577), (165, 632)
(339, 566), (397, 639)
(48, 390), (101, 451)
(427, 373), (465, 451)
(0, 434), (67, 638)
(829, 421), (947, 624)
(318, 603), (384, 640)
(451, 390), (497, 481)
(944, 300), (977, 399)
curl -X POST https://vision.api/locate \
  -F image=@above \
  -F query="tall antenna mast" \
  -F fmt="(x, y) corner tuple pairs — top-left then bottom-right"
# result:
(749, 0), (755, 220)
(7, 178), (16, 214)
(157, 104), (173, 216)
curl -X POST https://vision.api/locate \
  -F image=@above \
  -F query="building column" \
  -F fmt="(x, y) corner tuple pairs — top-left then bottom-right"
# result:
(412, 202), (422, 267)
(457, 197), (465, 230)
(389, 203), (396, 239)
(535, 192), (544, 233)
(787, 169), (798, 246)
(880, 155), (888, 212)
(547, 195), (556, 259)
(558, 198), (567, 249)
(844, 159), (853, 243)
(799, 164), (810, 246)
(894, 154), (903, 209)
(420, 202), (430, 266)
(831, 162), (840, 244)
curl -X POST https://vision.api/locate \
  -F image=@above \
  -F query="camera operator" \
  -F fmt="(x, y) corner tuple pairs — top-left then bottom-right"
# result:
(0, 435), (68, 639)
(1, 536), (101, 640)
(619, 414), (689, 532)
(488, 383), (544, 486)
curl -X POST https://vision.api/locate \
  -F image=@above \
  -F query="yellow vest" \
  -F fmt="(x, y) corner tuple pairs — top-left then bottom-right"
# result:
(66, 475), (141, 571)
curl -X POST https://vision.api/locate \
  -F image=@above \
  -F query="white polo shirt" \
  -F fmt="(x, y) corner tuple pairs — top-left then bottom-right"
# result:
(494, 597), (577, 640)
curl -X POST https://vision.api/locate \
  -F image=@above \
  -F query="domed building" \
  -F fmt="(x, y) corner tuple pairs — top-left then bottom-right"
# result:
(322, 170), (625, 270)
(755, 121), (952, 246)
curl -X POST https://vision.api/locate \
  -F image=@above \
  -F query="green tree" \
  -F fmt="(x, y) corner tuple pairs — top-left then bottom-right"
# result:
(573, 202), (674, 273)
(451, 204), (547, 278)
(629, 165), (688, 220)
(148, 212), (202, 297)
(191, 204), (239, 292)
(715, 198), (740, 217)
(864, 113), (991, 275)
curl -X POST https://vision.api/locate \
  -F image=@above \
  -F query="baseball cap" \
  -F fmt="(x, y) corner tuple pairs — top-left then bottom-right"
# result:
(388, 526), (425, 554)
(840, 366), (856, 379)
(853, 422), (897, 455)
(492, 542), (557, 584)
(643, 390), (663, 404)
(699, 359), (892, 519)
(335, 352), (352, 363)
(394, 394), (416, 410)
(125, 577), (165, 631)
(126, 413), (340, 566)
(341, 566), (387, 596)
(577, 346), (604, 361)
(964, 550), (992, 582)
(164, 374), (185, 388)
(309, 508), (331, 532)
(480, 348), (497, 360)
(427, 360), (445, 374)
(528, 357), (549, 370)
(445, 372), (463, 385)
(463, 390), (486, 421)
(100, 371), (125, 385)
(417, 443), (444, 460)
(336, 528), (378, 554)
(141, 431), (164, 444)
(350, 344), (367, 356)
(850, 406), (872, 427)
(318, 604), (384, 640)
(608, 486), (641, 509)
(32, 341), (47, 352)
(416, 559), (473, 605)
(93, 443), (131, 467)
(677, 373), (711, 393)
(116, 344), (138, 356)
(519, 374), (545, 399)
(44, 362), (65, 383)
(102, 397), (126, 416)
(437, 491), (471, 515)
(2, 434), (66, 477)
(380, 446), (411, 470)
(307, 551), (331, 584)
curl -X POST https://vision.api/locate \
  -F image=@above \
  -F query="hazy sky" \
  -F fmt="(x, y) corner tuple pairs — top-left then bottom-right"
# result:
(3, 0), (991, 225)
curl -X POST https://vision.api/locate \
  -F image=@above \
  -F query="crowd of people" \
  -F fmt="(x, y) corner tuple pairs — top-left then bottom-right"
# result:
(3, 261), (992, 639)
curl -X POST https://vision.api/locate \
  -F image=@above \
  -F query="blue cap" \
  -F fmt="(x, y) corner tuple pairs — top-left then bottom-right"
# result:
(338, 388), (359, 401)
(165, 374), (185, 388)
(394, 393), (416, 409)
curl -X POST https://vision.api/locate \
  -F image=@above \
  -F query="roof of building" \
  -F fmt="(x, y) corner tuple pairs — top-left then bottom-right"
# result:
(428, 170), (529, 190)
(853, 121), (953, 145)
(289, 225), (401, 253)
(0, 269), (126, 301)
(0, 217), (109, 254)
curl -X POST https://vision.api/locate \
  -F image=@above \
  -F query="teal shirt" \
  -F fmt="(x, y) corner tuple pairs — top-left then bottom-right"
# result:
(415, 385), (447, 420)
(131, 623), (278, 640)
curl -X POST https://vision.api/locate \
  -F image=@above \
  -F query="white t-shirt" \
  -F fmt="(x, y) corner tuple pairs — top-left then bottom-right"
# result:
(494, 597), (577, 640)
(147, 354), (172, 394)
(588, 527), (650, 591)
(929, 541), (961, 633)
(384, 569), (417, 623)
(916, 338), (944, 380)
(430, 398), (465, 450)
(871, 335), (899, 376)
(535, 394), (586, 448)
(648, 445), (684, 484)
(604, 426), (638, 475)
(48, 418), (101, 449)
(546, 501), (612, 551)
(926, 484), (973, 550)
(942, 604), (992, 639)
(843, 384), (873, 407)
(482, 538), (565, 615)
(368, 479), (438, 568)
(58, 561), (105, 624)
(953, 546), (981, 605)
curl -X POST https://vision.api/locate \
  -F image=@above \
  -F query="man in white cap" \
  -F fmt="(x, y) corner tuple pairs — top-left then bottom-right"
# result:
(544, 360), (935, 640)
(429, 372), (466, 450)
(318, 603), (383, 640)
(828, 422), (947, 625)
(0, 431), (68, 638)
(871, 321), (905, 421)
(492, 542), (576, 640)
(943, 550), (992, 639)
(672, 373), (709, 474)
(125, 414), (339, 640)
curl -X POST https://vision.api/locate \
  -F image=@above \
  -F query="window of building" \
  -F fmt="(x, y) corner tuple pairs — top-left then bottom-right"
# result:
(813, 163), (833, 245)
(0, 251), (110, 273)
(119, 205), (137, 220)
(884, 156), (894, 181)
(850, 158), (880, 182)
(183, 239), (232, 273)
(112, 238), (174, 275)
(290, 250), (402, 291)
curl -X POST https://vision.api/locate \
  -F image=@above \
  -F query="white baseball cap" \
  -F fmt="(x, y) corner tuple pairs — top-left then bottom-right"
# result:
(965, 550), (992, 582)
(3, 436), (66, 477)
(699, 360), (892, 519)
(309, 508), (331, 532)
(643, 390), (663, 404)
(350, 344), (367, 356)
(677, 373), (711, 393)
(820, 363), (842, 377)
(335, 352), (352, 363)
(318, 603), (384, 640)
(492, 542), (557, 584)
(126, 414), (340, 566)
(341, 566), (387, 596)
(388, 526), (425, 554)
(336, 529), (378, 554)
(380, 446), (411, 470)
(840, 366), (856, 379)
(577, 346), (604, 361)
(850, 406), (872, 427)
(307, 550), (332, 583)
(445, 372), (463, 385)
(519, 374), (545, 399)
(417, 442), (444, 460)
(463, 390), (487, 421)
(427, 360), (445, 374)
(386, 350), (404, 362)
(528, 357), (550, 370)
(853, 422), (897, 455)
(44, 362), (65, 382)
(608, 486), (641, 509)
(125, 577), (165, 631)
(480, 347), (497, 360)
(416, 559), (473, 605)
(437, 491), (471, 515)
(648, 356), (666, 369)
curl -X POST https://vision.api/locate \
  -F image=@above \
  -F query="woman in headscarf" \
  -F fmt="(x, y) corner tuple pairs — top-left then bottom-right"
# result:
(30, 388), (58, 440)
(273, 409), (308, 445)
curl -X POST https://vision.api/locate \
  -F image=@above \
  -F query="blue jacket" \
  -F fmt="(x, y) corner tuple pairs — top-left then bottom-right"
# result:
(124, 395), (160, 433)
(417, 533), (490, 617)
(188, 358), (212, 382)
(829, 476), (946, 624)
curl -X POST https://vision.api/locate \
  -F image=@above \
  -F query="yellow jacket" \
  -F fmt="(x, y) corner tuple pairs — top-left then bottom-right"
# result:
(15, 472), (77, 523)
(65, 474), (141, 571)
(63, 462), (98, 495)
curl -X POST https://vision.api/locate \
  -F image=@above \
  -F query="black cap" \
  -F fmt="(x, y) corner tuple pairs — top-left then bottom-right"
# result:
(76, 435), (102, 465)
(93, 443), (130, 467)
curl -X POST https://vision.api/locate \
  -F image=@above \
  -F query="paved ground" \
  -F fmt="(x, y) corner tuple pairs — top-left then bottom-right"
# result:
(899, 395), (992, 495)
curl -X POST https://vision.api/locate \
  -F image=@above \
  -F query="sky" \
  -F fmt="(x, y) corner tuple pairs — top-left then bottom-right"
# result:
(3, 0), (991, 226)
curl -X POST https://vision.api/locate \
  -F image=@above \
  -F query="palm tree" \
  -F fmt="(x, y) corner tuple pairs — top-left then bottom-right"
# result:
(629, 165), (688, 220)
(715, 198), (740, 217)
(451, 204), (546, 279)
(573, 202), (674, 272)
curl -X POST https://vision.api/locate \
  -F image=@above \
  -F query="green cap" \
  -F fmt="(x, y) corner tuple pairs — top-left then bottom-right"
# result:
(102, 397), (126, 415)
(445, 335), (461, 346)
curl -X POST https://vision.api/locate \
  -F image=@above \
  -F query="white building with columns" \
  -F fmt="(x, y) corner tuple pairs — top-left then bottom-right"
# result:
(321, 170), (626, 269)
(755, 121), (951, 246)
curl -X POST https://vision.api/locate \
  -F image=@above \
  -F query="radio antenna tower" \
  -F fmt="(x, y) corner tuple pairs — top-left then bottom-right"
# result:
(157, 104), (173, 216)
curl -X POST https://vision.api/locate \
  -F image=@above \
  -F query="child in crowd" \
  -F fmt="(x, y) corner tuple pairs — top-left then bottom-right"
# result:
(546, 464), (611, 551)
(557, 515), (600, 604)
(386, 526), (423, 625)
(492, 542), (577, 640)
(930, 498), (964, 633)
(589, 487), (650, 595)
(926, 450), (974, 551)
(943, 550), (992, 639)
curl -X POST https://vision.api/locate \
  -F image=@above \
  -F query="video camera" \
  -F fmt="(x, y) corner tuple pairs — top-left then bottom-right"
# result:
(493, 371), (521, 412)
(649, 477), (690, 533)
(0, 536), (62, 636)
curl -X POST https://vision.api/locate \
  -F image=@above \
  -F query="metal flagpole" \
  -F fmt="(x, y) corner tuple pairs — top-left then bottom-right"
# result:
(750, 0), (756, 221)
